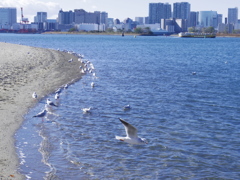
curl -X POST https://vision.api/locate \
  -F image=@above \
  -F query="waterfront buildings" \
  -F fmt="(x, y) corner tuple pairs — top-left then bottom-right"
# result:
(0, 7), (17, 28)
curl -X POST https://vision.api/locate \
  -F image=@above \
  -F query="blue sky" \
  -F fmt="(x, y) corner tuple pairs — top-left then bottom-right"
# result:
(0, 0), (239, 22)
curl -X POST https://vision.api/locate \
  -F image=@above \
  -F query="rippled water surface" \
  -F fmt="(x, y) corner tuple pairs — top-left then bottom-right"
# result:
(1, 34), (240, 179)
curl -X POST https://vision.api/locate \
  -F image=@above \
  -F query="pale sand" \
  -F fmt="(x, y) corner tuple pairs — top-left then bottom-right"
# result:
(0, 42), (84, 179)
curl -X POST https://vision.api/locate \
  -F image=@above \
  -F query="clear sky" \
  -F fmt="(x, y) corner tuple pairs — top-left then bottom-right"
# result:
(0, 0), (240, 22)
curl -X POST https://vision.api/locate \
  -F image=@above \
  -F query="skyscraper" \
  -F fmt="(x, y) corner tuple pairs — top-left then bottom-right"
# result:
(58, 9), (74, 25)
(228, 7), (238, 24)
(34, 12), (47, 23)
(100, 12), (108, 25)
(189, 11), (197, 27)
(0, 7), (16, 26)
(173, 2), (190, 19)
(199, 11), (218, 27)
(149, 3), (171, 24)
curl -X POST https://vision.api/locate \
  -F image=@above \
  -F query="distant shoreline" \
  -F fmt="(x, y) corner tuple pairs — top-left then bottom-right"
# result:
(42, 31), (240, 37)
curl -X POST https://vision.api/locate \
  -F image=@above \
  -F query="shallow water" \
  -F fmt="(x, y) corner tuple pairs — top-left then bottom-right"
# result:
(1, 34), (240, 179)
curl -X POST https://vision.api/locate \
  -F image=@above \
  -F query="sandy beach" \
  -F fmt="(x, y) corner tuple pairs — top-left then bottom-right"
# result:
(0, 42), (84, 179)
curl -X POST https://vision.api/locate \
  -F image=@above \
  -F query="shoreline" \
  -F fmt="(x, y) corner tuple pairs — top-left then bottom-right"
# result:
(0, 42), (84, 179)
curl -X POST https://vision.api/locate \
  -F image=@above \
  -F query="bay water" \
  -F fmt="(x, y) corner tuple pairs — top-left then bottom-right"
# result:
(1, 34), (240, 179)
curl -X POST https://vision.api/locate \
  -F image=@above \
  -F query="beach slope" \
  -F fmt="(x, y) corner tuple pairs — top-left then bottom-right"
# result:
(0, 42), (83, 179)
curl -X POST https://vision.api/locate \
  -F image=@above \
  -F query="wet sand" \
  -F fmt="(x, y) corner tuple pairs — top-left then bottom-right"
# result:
(0, 42), (84, 179)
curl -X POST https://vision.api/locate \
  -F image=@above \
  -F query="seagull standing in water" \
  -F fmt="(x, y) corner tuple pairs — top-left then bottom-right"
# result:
(116, 118), (148, 145)
(55, 93), (60, 100)
(46, 98), (58, 107)
(33, 109), (47, 121)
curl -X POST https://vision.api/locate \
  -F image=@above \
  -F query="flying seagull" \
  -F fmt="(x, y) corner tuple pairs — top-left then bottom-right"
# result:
(116, 118), (148, 145)
(46, 98), (58, 107)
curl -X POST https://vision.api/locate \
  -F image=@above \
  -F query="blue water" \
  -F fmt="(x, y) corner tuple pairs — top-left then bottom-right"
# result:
(1, 34), (240, 179)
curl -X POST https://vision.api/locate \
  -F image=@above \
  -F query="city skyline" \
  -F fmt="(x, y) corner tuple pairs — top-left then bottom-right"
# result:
(0, 0), (239, 23)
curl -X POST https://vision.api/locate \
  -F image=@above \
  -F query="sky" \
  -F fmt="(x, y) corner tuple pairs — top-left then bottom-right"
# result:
(0, 0), (240, 22)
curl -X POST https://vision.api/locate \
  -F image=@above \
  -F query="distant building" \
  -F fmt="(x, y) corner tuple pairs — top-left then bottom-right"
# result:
(135, 17), (144, 24)
(100, 12), (108, 27)
(74, 9), (108, 26)
(34, 12), (47, 23)
(161, 19), (175, 32)
(44, 19), (57, 31)
(199, 11), (218, 28)
(149, 3), (171, 24)
(58, 9), (75, 25)
(34, 12), (47, 31)
(225, 17), (228, 24)
(173, 2), (190, 19)
(144, 17), (149, 24)
(76, 23), (105, 32)
(74, 9), (97, 24)
(228, 7), (238, 24)
(108, 18), (114, 28)
(114, 19), (120, 25)
(218, 23), (234, 33)
(189, 11), (197, 27)
(217, 14), (223, 25)
(0, 7), (17, 28)
(173, 2), (191, 27)
(174, 19), (188, 33)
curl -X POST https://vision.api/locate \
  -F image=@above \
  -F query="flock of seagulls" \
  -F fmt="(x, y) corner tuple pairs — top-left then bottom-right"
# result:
(32, 50), (96, 121)
(32, 50), (147, 145)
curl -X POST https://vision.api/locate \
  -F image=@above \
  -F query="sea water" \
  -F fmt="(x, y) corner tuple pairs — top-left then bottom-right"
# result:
(1, 34), (240, 179)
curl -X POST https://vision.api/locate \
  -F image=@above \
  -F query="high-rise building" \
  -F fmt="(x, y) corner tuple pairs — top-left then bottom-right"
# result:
(0, 7), (17, 27)
(58, 9), (75, 25)
(173, 2), (190, 27)
(228, 7), (238, 24)
(189, 11), (197, 27)
(74, 9), (107, 25)
(199, 11), (218, 27)
(217, 14), (223, 25)
(34, 12), (47, 23)
(100, 11), (108, 26)
(149, 3), (171, 24)
(173, 2), (190, 19)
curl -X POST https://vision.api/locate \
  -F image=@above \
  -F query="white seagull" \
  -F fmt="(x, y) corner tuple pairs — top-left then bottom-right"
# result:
(33, 109), (47, 121)
(46, 98), (58, 107)
(55, 93), (60, 100)
(55, 88), (62, 94)
(82, 107), (92, 113)
(32, 92), (37, 99)
(116, 118), (148, 145)
(64, 84), (68, 89)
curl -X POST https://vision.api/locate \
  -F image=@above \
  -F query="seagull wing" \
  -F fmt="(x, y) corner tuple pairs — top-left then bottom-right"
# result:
(33, 110), (46, 117)
(119, 118), (138, 138)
